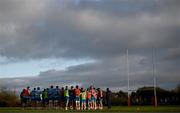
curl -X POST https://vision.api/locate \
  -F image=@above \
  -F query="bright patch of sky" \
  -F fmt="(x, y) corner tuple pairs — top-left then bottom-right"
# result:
(0, 57), (95, 78)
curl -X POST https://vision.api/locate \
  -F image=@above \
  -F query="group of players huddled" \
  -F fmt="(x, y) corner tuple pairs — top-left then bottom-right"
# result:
(20, 85), (103, 110)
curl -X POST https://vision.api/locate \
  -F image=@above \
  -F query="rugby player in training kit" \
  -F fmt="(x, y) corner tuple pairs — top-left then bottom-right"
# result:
(86, 88), (92, 110)
(42, 88), (49, 109)
(97, 88), (103, 109)
(60, 87), (64, 109)
(64, 86), (69, 110)
(75, 85), (81, 110)
(80, 88), (87, 110)
(91, 86), (97, 110)
(36, 87), (42, 109)
(54, 86), (60, 109)
(69, 86), (75, 110)
(21, 85), (104, 110)
(30, 88), (37, 109)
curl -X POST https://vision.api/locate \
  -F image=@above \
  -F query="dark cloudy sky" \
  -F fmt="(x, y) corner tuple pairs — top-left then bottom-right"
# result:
(0, 0), (180, 92)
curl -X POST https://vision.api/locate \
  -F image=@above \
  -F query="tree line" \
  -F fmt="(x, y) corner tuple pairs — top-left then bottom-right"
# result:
(108, 84), (180, 106)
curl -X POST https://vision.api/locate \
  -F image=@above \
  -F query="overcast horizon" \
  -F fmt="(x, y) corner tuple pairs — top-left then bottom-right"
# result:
(0, 0), (180, 92)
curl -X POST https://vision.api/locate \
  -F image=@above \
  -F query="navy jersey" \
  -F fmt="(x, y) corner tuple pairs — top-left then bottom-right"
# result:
(69, 89), (75, 99)
(54, 88), (60, 99)
(48, 88), (56, 99)
(30, 90), (37, 100)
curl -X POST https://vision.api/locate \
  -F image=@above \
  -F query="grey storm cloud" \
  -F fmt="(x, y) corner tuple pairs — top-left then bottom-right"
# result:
(1, 51), (180, 92)
(0, 0), (180, 60)
(0, 0), (180, 91)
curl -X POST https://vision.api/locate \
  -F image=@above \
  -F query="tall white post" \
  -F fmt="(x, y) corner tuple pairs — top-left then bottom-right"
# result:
(126, 49), (131, 106)
(152, 48), (157, 107)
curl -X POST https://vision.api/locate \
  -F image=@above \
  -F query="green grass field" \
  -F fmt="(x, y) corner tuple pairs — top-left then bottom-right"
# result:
(0, 106), (180, 112)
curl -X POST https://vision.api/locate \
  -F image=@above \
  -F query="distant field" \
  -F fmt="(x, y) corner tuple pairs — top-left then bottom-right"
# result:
(0, 106), (180, 112)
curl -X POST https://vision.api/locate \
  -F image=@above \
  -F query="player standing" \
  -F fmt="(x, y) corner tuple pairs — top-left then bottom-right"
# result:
(74, 85), (81, 110)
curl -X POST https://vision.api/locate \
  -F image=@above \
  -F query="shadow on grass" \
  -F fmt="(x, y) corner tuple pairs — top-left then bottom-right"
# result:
(0, 106), (180, 112)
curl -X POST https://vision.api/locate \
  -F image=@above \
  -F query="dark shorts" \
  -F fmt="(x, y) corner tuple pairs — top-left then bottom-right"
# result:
(70, 95), (75, 100)
(54, 96), (60, 100)
(36, 97), (42, 102)
(48, 96), (54, 101)
(91, 96), (97, 102)
(87, 98), (92, 103)
(22, 96), (30, 103)
(31, 97), (36, 102)
(64, 97), (69, 103)
(60, 96), (65, 101)
(75, 96), (80, 102)
(97, 97), (103, 104)
(43, 98), (49, 103)
(69, 96), (75, 103)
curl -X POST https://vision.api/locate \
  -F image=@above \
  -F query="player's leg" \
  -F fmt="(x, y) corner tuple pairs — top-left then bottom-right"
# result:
(65, 97), (69, 110)
(100, 98), (103, 109)
(94, 98), (97, 110)
(84, 100), (86, 110)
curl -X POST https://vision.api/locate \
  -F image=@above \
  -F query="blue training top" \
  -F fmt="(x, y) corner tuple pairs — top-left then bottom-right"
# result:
(48, 88), (56, 100)
(30, 90), (37, 100)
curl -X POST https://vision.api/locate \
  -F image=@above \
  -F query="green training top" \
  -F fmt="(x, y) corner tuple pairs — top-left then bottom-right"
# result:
(64, 89), (69, 97)
(43, 91), (48, 99)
